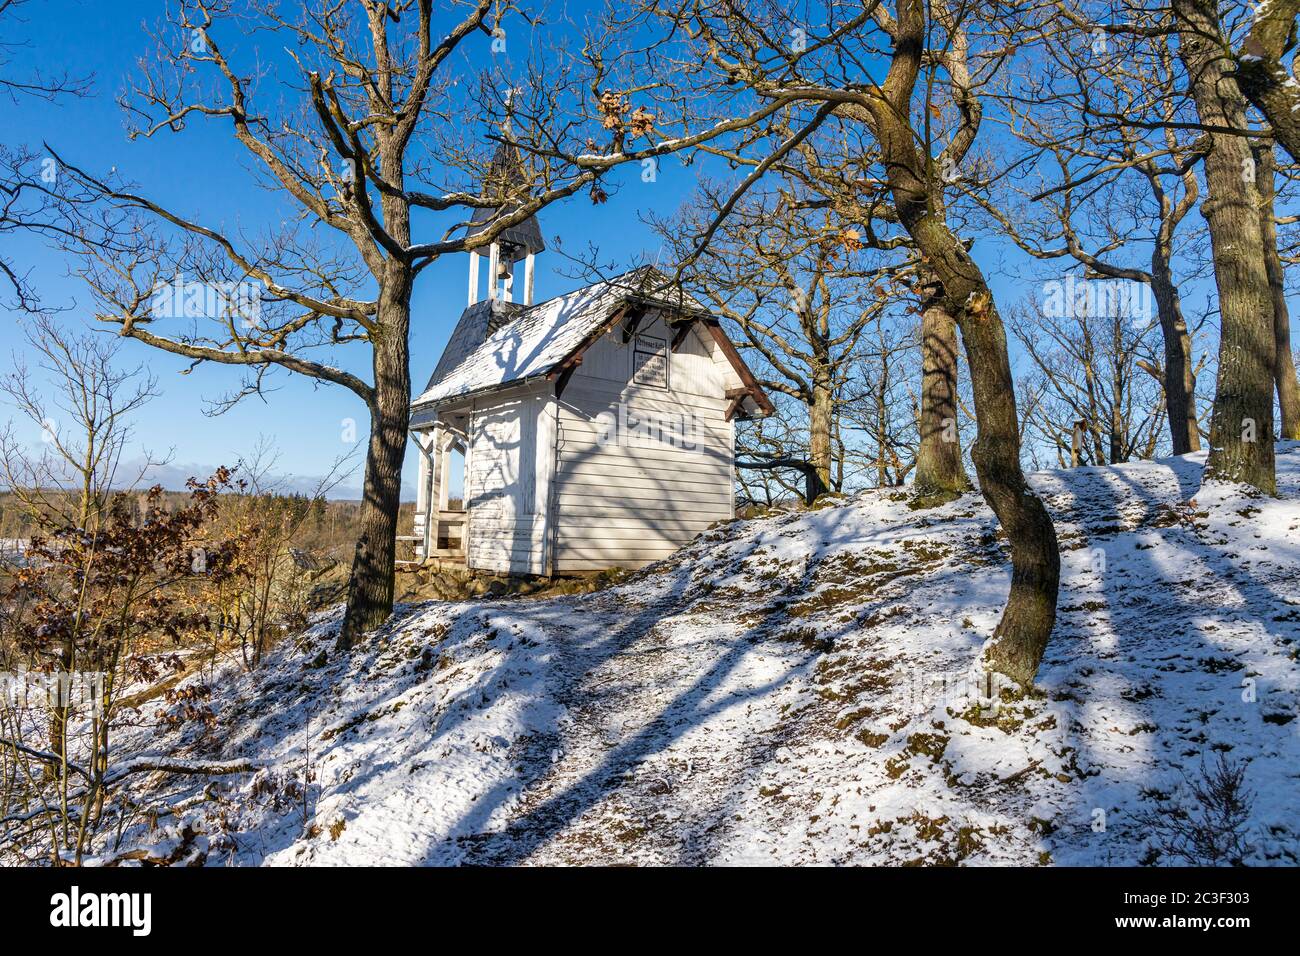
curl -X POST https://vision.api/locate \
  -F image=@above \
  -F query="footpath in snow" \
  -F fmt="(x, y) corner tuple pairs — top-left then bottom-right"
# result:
(124, 445), (1300, 865)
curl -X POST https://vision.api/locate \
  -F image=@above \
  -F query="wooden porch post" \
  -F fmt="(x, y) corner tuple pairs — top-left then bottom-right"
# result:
(424, 423), (447, 559)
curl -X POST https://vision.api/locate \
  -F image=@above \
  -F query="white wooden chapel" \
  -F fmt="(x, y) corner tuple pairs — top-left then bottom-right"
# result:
(407, 154), (773, 575)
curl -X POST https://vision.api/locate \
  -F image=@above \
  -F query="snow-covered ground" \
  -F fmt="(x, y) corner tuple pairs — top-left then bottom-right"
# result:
(122, 445), (1300, 865)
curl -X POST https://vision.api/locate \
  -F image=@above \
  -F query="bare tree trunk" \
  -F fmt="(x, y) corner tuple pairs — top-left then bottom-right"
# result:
(955, 287), (1061, 685)
(1149, 261), (1201, 453)
(914, 281), (971, 501)
(874, 361), (890, 487)
(45, 641), (73, 782)
(336, 123), (419, 651)
(856, 0), (1059, 685)
(337, 266), (412, 651)
(1255, 145), (1300, 440)
(873, 216), (1058, 683)
(1176, 0), (1277, 493)
(808, 371), (833, 499)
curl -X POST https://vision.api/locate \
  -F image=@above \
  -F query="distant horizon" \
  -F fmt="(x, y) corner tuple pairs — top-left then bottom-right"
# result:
(0, 456), (418, 504)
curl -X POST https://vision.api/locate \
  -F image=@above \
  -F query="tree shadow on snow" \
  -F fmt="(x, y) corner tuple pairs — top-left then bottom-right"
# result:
(1032, 446), (1300, 864)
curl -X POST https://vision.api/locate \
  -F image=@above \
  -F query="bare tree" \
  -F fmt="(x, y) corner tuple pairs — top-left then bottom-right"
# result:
(1253, 144), (1300, 439)
(912, 266), (970, 499)
(841, 315), (921, 488)
(1237, 0), (1300, 163)
(983, 23), (1208, 455)
(54, 0), (802, 651)
(1045, 0), (1289, 484)
(742, 70), (972, 502)
(1011, 299), (1168, 467)
(0, 314), (160, 779)
(1173, 0), (1277, 492)
(651, 164), (904, 500)
(632, 0), (1061, 683)
(810, 1), (1061, 683)
(0, 314), (160, 531)
(0, 0), (94, 307)
(733, 409), (827, 505)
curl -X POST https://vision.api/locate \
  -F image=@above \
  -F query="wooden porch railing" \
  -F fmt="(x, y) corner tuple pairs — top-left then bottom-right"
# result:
(399, 509), (468, 565)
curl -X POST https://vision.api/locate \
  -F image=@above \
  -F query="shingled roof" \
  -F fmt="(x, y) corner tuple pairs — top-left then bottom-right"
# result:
(411, 266), (709, 415)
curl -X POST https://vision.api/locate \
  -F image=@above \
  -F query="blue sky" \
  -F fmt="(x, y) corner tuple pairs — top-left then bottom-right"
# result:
(0, 0), (697, 498)
(0, 1), (1292, 499)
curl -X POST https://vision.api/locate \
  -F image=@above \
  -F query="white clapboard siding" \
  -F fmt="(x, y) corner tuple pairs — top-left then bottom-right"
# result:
(556, 455), (732, 483)
(552, 353), (733, 572)
(465, 386), (554, 574)
(555, 473), (731, 498)
(672, 318), (734, 397)
(554, 513), (722, 533)
(556, 523), (714, 543)
(572, 313), (727, 398)
(547, 501), (723, 521)
(557, 393), (734, 453)
(564, 375), (731, 416)
(554, 415), (732, 449)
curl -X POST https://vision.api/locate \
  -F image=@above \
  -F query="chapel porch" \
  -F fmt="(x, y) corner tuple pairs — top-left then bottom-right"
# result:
(400, 415), (470, 568)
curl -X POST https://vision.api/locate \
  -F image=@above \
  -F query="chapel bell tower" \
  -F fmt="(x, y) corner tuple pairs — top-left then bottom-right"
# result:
(467, 143), (546, 307)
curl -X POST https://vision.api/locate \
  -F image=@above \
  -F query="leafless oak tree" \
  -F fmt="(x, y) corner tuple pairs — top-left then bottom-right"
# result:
(53, 0), (805, 650)
(630, 0), (1060, 683)
(983, 22), (1208, 455)
(1172, 0), (1277, 491)
(650, 156), (906, 501)
(1237, 0), (1300, 162)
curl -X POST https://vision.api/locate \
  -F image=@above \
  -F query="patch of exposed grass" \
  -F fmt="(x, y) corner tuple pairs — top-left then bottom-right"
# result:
(906, 731), (950, 763)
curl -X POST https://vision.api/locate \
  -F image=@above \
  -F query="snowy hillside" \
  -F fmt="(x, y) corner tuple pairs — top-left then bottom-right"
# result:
(121, 445), (1300, 866)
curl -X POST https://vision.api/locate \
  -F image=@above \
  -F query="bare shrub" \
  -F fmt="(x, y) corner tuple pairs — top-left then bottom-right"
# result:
(1, 475), (246, 860)
(1135, 753), (1256, 866)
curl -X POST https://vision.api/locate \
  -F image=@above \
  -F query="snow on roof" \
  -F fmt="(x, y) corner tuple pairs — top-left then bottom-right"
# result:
(412, 266), (706, 409)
